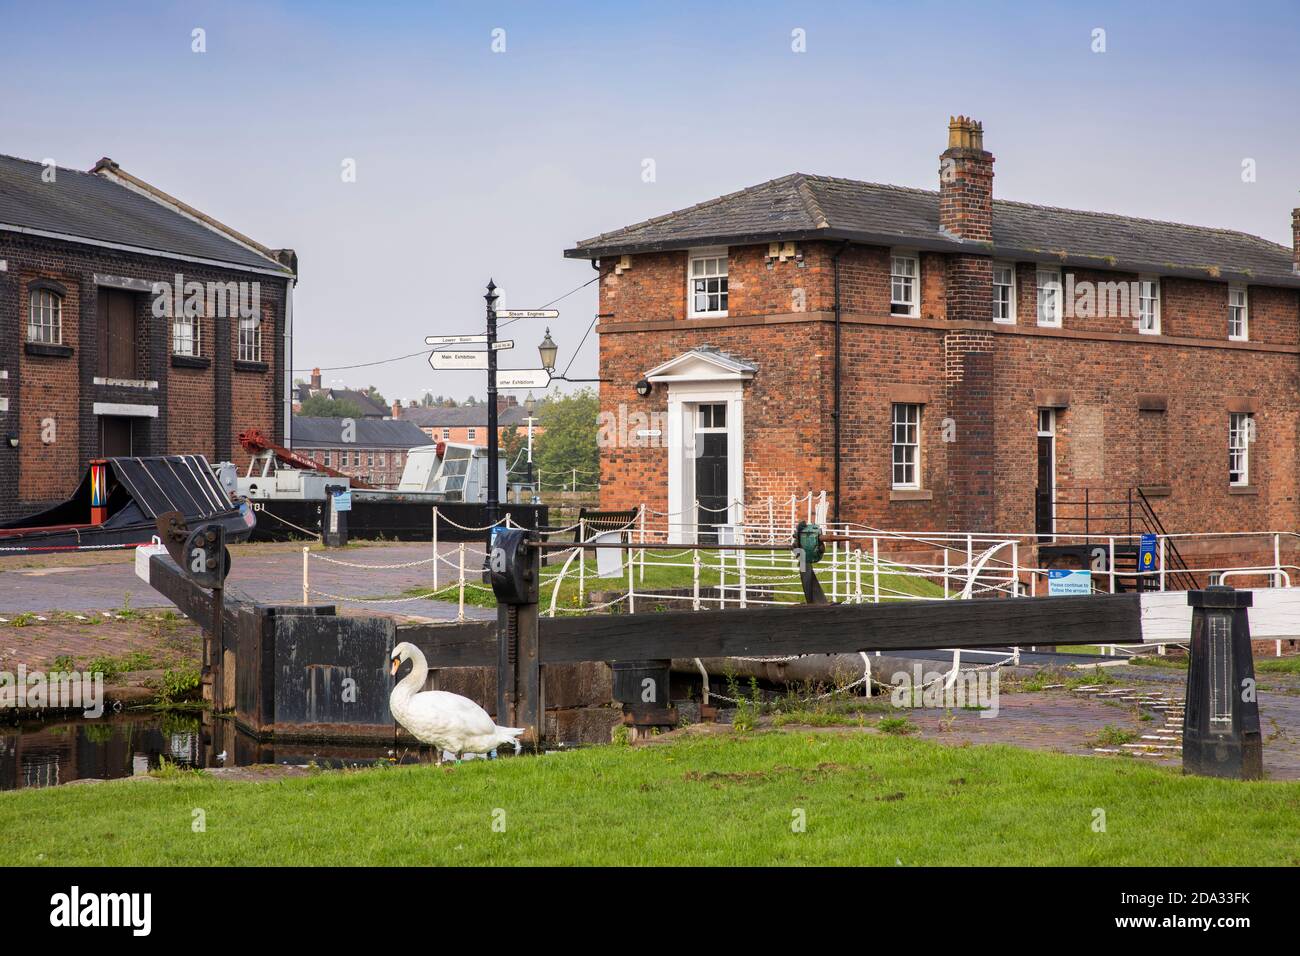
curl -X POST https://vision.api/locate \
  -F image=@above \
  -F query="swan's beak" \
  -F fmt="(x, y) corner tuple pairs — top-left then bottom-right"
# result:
(390, 658), (400, 677)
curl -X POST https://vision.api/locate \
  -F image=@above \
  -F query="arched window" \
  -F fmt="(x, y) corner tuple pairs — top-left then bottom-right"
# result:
(28, 288), (63, 344)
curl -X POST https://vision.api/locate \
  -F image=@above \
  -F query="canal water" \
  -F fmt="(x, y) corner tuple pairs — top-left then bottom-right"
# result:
(0, 712), (441, 791)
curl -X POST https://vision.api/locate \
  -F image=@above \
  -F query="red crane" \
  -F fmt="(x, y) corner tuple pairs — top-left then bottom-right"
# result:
(237, 428), (377, 490)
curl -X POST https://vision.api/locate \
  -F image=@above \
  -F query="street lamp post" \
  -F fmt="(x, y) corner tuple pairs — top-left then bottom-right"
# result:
(524, 392), (537, 502)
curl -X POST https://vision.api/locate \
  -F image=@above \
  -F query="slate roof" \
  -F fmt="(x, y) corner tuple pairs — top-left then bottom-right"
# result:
(291, 417), (430, 449)
(295, 385), (388, 417)
(0, 154), (292, 275)
(399, 405), (530, 429)
(565, 173), (1300, 287)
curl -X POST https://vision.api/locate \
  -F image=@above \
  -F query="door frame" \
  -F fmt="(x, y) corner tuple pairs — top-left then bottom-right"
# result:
(665, 382), (744, 544)
(1036, 408), (1056, 538)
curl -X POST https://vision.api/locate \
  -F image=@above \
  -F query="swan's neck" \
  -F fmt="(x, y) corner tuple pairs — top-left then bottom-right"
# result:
(392, 650), (428, 707)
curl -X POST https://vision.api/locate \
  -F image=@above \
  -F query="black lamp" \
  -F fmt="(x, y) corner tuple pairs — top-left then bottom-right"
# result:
(635, 379), (652, 397)
(5, 435), (17, 449)
(538, 328), (558, 373)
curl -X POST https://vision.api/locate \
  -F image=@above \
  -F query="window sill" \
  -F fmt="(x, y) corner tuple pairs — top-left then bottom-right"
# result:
(171, 354), (210, 370)
(1137, 485), (1171, 498)
(1228, 485), (1258, 495)
(25, 341), (73, 358)
(1036, 321), (1062, 329)
(687, 313), (728, 320)
(234, 360), (268, 373)
(889, 488), (932, 501)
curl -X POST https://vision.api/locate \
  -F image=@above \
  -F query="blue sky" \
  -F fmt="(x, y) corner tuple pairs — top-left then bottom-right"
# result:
(3, 0), (1298, 402)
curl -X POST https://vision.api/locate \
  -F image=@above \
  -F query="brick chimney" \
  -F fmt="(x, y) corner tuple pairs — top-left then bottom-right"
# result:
(939, 115), (994, 242)
(391, 400), (402, 419)
(1292, 208), (1300, 272)
(939, 116), (997, 531)
(310, 367), (322, 389)
(496, 394), (518, 411)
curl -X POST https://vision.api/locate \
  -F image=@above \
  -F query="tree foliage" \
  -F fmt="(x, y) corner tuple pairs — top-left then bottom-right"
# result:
(299, 395), (366, 419)
(534, 389), (599, 487)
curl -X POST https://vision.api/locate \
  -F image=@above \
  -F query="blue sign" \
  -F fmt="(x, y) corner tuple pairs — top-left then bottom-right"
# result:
(1138, 533), (1158, 574)
(1047, 568), (1092, 596)
(333, 489), (352, 512)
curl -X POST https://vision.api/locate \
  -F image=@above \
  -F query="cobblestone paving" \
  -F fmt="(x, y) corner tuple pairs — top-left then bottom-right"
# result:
(897, 664), (1300, 781)
(0, 543), (493, 622)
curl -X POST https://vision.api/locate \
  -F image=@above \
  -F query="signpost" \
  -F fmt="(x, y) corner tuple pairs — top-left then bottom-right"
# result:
(424, 281), (559, 536)
(1047, 568), (1092, 596)
(429, 351), (489, 370)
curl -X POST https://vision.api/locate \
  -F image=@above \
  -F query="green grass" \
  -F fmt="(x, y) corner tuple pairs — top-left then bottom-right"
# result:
(3, 730), (1295, 866)
(1257, 657), (1300, 675)
(389, 549), (944, 611)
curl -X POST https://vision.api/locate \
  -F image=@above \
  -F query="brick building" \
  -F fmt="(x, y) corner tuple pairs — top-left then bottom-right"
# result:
(292, 416), (429, 488)
(398, 397), (537, 446)
(293, 367), (388, 418)
(565, 117), (1300, 571)
(0, 154), (296, 521)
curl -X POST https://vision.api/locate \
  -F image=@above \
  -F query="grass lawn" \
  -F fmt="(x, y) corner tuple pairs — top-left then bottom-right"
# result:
(389, 549), (945, 611)
(3, 730), (1297, 866)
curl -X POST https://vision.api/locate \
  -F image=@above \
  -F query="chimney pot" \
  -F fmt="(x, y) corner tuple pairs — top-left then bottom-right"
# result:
(310, 367), (322, 389)
(391, 401), (401, 419)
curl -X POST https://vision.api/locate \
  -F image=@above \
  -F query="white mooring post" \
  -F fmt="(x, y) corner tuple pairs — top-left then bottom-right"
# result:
(578, 518), (586, 606)
(627, 544), (635, 615)
(790, 494), (797, 534)
(432, 507), (439, 591)
(1158, 536), (1166, 592)
(639, 504), (647, 583)
(855, 547), (863, 603)
(692, 548), (701, 611)
(872, 537), (880, 604)
(719, 546), (726, 610)
(457, 542), (466, 623)
(1108, 536), (1116, 593)
(831, 539), (838, 602)
(943, 546), (950, 599)
(743, 541), (754, 608)
(1011, 541), (1020, 597)
(302, 547), (309, 605)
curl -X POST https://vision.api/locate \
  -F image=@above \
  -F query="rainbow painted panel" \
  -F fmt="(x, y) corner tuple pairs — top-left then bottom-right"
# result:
(90, 464), (106, 507)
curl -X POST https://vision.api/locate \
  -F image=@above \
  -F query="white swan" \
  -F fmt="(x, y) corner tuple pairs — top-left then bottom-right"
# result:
(389, 641), (524, 761)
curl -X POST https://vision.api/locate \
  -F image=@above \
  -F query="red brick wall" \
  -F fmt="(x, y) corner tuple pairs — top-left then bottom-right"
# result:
(595, 238), (1300, 570)
(17, 270), (80, 500)
(229, 301), (277, 470)
(167, 316), (216, 461)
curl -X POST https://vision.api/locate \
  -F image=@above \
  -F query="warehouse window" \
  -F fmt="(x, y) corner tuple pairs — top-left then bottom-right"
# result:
(890, 252), (919, 317)
(891, 403), (921, 489)
(442, 428), (450, 440)
(1138, 277), (1160, 334)
(1036, 268), (1062, 327)
(1228, 285), (1248, 341)
(238, 316), (262, 362)
(1229, 412), (1253, 486)
(28, 288), (63, 344)
(687, 248), (729, 317)
(992, 263), (1016, 323)
(467, 428), (477, 441)
(173, 314), (200, 356)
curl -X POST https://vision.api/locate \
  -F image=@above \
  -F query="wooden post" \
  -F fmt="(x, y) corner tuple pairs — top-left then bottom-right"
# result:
(457, 543), (465, 623)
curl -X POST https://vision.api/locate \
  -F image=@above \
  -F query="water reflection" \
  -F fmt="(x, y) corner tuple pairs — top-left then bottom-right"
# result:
(0, 712), (459, 791)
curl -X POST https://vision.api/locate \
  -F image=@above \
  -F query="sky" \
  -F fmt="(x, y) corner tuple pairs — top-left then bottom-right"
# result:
(4, 0), (1299, 404)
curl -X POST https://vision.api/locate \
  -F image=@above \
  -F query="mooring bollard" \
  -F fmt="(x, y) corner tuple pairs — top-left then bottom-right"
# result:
(612, 659), (675, 742)
(1184, 585), (1263, 780)
(322, 484), (348, 548)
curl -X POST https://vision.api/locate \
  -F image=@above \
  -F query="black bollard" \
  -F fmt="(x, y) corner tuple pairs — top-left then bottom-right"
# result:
(488, 528), (541, 746)
(611, 659), (676, 741)
(1183, 586), (1263, 780)
(322, 484), (349, 548)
